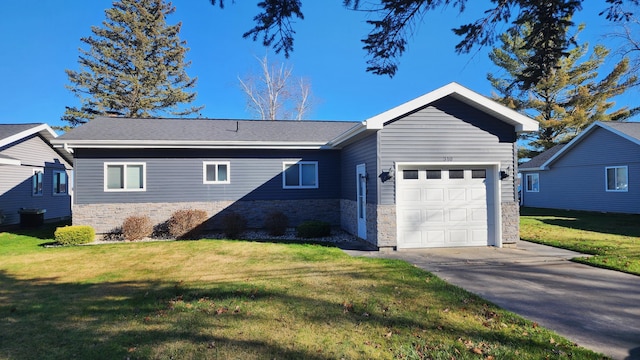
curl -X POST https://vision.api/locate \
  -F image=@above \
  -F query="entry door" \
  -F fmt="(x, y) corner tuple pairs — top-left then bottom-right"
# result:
(356, 164), (367, 239)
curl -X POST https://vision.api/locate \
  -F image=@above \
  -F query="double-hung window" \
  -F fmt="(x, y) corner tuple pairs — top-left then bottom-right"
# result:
(203, 161), (230, 184)
(53, 170), (68, 195)
(32, 169), (43, 196)
(606, 166), (628, 192)
(283, 161), (318, 189)
(526, 173), (539, 192)
(104, 163), (146, 191)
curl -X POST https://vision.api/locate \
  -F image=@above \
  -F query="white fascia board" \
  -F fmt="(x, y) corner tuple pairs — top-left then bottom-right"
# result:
(365, 82), (538, 132)
(52, 140), (333, 150)
(0, 124), (57, 148)
(0, 158), (21, 166)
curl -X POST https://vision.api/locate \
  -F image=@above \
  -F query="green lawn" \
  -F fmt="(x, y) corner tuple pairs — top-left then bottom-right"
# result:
(520, 207), (640, 276)
(0, 224), (606, 359)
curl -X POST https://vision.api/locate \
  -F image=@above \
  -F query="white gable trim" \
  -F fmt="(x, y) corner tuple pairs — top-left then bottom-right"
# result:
(364, 82), (538, 132)
(0, 124), (57, 148)
(540, 121), (640, 169)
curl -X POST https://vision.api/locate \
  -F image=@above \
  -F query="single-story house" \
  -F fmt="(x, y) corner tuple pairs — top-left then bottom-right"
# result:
(0, 124), (73, 226)
(520, 121), (640, 214)
(52, 82), (538, 249)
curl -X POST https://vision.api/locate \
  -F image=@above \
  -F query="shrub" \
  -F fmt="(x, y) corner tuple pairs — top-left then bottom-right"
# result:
(168, 209), (208, 240)
(296, 220), (331, 239)
(222, 212), (247, 238)
(55, 225), (95, 245)
(264, 211), (289, 236)
(122, 215), (153, 241)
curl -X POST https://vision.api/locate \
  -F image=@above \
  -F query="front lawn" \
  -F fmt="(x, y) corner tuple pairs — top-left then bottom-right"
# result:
(520, 207), (640, 276)
(0, 225), (606, 359)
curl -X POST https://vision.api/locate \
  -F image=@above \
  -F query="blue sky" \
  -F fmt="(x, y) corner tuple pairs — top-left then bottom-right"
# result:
(1, 1), (637, 129)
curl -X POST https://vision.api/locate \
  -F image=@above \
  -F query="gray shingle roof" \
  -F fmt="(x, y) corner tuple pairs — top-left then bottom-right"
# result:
(519, 144), (566, 170)
(0, 123), (46, 141)
(56, 117), (362, 145)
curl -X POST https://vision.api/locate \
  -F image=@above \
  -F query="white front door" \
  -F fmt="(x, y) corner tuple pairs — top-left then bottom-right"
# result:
(356, 164), (367, 239)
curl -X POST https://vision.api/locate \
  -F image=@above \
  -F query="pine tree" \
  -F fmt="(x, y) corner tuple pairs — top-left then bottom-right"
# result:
(63, 0), (203, 127)
(487, 24), (638, 159)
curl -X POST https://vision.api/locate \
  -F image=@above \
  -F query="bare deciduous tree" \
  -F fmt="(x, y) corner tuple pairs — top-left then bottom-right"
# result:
(239, 55), (313, 120)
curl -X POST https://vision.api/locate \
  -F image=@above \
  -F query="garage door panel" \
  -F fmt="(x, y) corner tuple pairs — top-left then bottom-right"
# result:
(447, 188), (466, 201)
(470, 208), (487, 221)
(425, 209), (444, 223)
(401, 188), (422, 201)
(472, 229), (488, 242)
(425, 230), (445, 245)
(448, 208), (467, 222)
(448, 230), (468, 243)
(424, 188), (444, 202)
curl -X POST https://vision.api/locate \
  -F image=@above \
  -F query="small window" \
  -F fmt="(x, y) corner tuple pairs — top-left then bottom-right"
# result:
(402, 170), (419, 180)
(203, 162), (230, 184)
(606, 166), (628, 192)
(53, 170), (68, 195)
(32, 169), (43, 196)
(472, 169), (486, 179)
(105, 163), (146, 191)
(526, 173), (539, 192)
(283, 161), (318, 189)
(449, 170), (464, 179)
(426, 170), (441, 179)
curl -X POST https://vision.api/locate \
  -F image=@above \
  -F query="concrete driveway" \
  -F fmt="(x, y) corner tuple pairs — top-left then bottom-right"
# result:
(345, 241), (640, 360)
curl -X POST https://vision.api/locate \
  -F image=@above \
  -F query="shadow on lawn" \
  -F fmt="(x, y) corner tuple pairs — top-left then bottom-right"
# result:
(521, 207), (640, 238)
(0, 264), (589, 359)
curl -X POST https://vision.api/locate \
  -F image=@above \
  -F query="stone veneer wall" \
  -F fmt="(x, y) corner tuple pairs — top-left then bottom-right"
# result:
(74, 199), (340, 234)
(501, 201), (520, 244)
(376, 204), (396, 248)
(340, 199), (385, 249)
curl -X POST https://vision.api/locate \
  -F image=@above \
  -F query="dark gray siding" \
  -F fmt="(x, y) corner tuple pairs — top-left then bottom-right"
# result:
(73, 148), (341, 204)
(340, 133), (378, 204)
(522, 127), (640, 213)
(378, 96), (517, 205)
(0, 135), (72, 225)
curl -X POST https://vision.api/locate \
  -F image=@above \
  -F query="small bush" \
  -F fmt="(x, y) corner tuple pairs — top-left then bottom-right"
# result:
(264, 211), (289, 236)
(168, 209), (208, 239)
(122, 215), (153, 241)
(55, 225), (95, 245)
(296, 220), (331, 239)
(222, 212), (247, 238)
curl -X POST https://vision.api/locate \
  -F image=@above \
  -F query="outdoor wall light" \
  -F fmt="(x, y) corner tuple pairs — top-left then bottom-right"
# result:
(379, 167), (394, 183)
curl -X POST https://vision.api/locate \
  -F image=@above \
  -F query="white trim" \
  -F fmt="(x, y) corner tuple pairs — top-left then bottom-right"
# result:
(282, 161), (319, 189)
(395, 161), (502, 248)
(365, 82), (538, 132)
(53, 140), (333, 151)
(525, 173), (540, 193)
(0, 124), (57, 148)
(203, 161), (231, 184)
(103, 162), (147, 192)
(52, 170), (69, 196)
(0, 157), (21, 166)
(605, 165), (628, 192)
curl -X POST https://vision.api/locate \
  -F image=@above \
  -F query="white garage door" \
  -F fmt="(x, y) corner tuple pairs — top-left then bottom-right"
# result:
(397, 166), (494, 248)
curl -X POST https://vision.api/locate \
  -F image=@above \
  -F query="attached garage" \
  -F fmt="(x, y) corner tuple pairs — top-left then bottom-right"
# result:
(396, 163), (500, 249)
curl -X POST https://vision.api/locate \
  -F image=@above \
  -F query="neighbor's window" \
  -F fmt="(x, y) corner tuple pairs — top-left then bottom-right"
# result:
(526, 173), (539, 192)
(203, 161), (230, 184)
(283, 161), (318, 189)
(105, 163), (145, 191)
(606, 166), (628, 192)
(32, 169), (43, 196)
(53, 170), (68, 195)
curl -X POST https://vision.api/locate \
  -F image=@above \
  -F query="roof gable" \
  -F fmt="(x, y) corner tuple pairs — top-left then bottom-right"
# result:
(364, 82), (538, 132)
(535, 121), (640, 170)
(0, 123), (72, 165)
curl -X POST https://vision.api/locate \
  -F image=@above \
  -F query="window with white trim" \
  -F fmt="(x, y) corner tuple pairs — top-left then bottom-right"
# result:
(104, 163), (146, 191)
(53, 170), (68, 195)
(32, 169), (43, 196)
(283, 161), (318, 189)
(606, 166), (628, 192)
(526, 173), (539, 192)
(203, 161), (230, 184)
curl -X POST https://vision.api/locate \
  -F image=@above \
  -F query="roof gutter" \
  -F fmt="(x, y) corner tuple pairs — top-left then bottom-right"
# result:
(51, 140), (335, 151)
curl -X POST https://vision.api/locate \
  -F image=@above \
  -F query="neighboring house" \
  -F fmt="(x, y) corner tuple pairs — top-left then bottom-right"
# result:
(0, 124), (73, 226)
(52, 83), (538, 249)
(520, 121), (640, 214)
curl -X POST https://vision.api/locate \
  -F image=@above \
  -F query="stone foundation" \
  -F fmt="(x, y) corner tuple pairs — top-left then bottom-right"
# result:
(501, 201), (520, 245)
(74, 199), (340, 234)
(376, 204), (396, 248)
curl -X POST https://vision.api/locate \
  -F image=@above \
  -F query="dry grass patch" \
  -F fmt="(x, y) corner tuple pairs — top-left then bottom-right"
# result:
(0, 226), (607, 359)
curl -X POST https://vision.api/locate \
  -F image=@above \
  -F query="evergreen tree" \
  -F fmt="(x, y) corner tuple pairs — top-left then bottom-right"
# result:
(488, 24), (638, 159)
(63, 0), (203, 127)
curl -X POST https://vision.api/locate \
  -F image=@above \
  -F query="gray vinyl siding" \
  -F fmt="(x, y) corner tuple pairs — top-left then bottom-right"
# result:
(0, 135), (72, 225)
(340, 133), (378, 203)
(73, 148), (341, 204)
(522, 127), (640, 213)
(378, 96), (517, 205)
